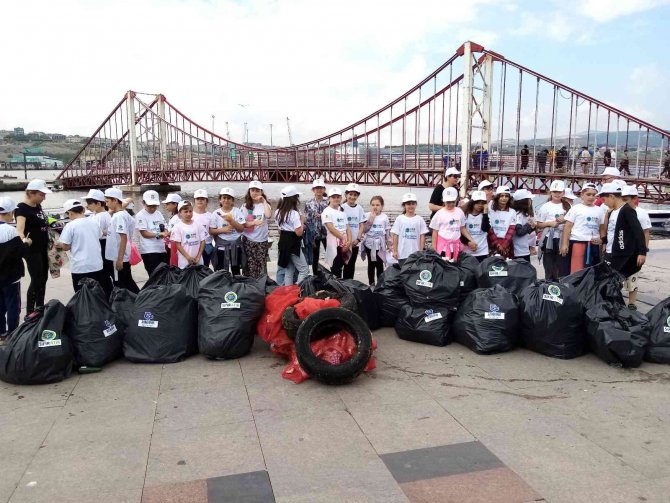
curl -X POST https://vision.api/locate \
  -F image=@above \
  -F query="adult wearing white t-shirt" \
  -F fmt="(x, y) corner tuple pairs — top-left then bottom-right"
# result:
(104, 188), (139, 293)
(391, 193), (428, 261)
(536, 180), (571, 280)
(241, 181), (272, 278)
(193, 189), (214, 268)
(135, 190), (168, 276)
(56, 199), (108, 295)
(321, 188), (351, 278)
(342, 183), (366, 280)
(209, 187), (246, 275)
(560, 183), (606, 274)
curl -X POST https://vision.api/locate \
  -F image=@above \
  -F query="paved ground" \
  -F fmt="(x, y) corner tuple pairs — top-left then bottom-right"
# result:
(2, 243), (670, 503)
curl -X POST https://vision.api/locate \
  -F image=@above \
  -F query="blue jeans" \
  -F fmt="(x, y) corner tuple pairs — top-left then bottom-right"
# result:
(0, 282), (21, 337)
(277, 251), (310, 286)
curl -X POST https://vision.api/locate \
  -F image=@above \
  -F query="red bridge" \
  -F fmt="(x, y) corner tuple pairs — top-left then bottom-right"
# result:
(57, 42), (670, 201)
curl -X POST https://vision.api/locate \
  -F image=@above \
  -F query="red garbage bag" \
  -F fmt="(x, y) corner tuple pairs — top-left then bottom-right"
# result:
(257, 285), (300, 357)
(294, 297), (340, 319)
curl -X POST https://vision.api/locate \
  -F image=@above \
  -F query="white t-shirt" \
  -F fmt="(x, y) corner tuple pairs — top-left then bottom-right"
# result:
(59, 217), (103, 274)
(274, 209), (302, 232)
(391, 214), (428, 259)
(210, 207), (245, 245)
(537, 201), (568, 241)
(321, 206), (348, 237)
(488, 208), (517, 239)
(0, 222), (18, 244)
(240, 203), (269, 242)
(193, 211), (213, 245)
(513, 212), (533, 257)
(105, 210), (134, 262)
(342, 203), (365, 237)
(606, 207), (622, 254)
(565, 204), (606, 241)
(135, 209), (166, 254)
(93, 210), (111, 239)
(167, 213), (180, 232)
(365, 213), (390, 239)
(462, 212), (488, 257)
(171, 220), (207, 269)
(635, 207), (652, 230)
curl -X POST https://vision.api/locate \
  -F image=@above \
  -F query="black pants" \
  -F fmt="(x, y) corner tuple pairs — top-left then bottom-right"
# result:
(343, 245), (359, 280)
(72, 269), (111, 297)
(312, 238), (327, 275)
(142, 252), (166, 277)
(366, 250), (384, 285)
(474, 254), (487, 263)
(542, 241), (566, 281)
(0, 282), (21, 336)
(215, 250), (241, 275)
(24, 250), (48, 314)
(114, 262), (139, 294)
(331, 249), (345, 279)
(620, 161), (631, 176)
(516, 255), (531, 262)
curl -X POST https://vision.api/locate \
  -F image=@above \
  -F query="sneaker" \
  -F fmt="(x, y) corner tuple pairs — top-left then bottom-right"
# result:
(627, 304), (638, 311)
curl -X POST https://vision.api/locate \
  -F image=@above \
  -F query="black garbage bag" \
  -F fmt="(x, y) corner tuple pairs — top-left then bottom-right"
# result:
(373, 264), (407, 328)
(477, 256), (537, 295)
(142, 262), (183, 290)
(399, 250), (461, 309)
(519, 281), (587, 359)
(123, 284), (198, 363)
(326, 278), (380, 330)
(110, 288), (137, 333)
(263, 275), (279, 295)
(644, 296), (670, 363)
(65, 278), (123, 367)
(560, 262), (624, 311)
(198, 272), (266, 359)
(585, 302), (649, 367)
(395, 304), (454, 346)
(0, 300), (73, 384)
(455, 253), (480, 303)
(299, 267), (336, 297)
(453, 285), (519, 354)
(179, 265), (213, 299)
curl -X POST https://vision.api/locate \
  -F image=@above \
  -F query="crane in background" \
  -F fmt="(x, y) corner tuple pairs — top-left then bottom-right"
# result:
(286, 117), (294, 146)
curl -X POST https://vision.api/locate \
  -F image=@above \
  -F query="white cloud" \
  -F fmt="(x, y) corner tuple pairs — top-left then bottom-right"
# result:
(581, 0), (670, 22)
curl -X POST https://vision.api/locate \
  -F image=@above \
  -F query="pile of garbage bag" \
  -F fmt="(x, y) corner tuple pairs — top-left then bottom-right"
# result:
(372, 264), (406, 328)
(643, 296), (670, 364)
(560, 262), (625, 311)
(477, 256), (537, 295)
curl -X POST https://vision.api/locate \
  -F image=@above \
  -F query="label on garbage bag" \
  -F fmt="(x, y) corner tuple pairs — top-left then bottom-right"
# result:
(221, 291), (241, 309)
(416, 270), (433, 288)
(485, 312), (505, 320)
(424, 312), (443, 323)
(459, 281), (464, 286)
(664, 327), (670, 333)
(138, 320), (159, 328)
(102, 324), (118, 337)
(542, 294), (564, 304)
(38, 330), (61, 348)
(488, 270), (508, 277)
(38, 339), (62, 348)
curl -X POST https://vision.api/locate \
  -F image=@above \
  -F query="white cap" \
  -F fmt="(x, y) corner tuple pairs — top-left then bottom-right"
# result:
(85, 189), (105, 202)
(219, 187), (235, 197)
(177, 200), (193, 211)
(312, 178), (326, 188)
(63, 199), (84, 212)
(563, 188), (577, 200)
(248, 180), (263, 190)
(0, 197), (16, 214)
(601, 167), (620, 177)
(477, 180), (493, 190)
(622, 185), (639, 197)
(142, 190), (160, 205)
(401, 192), (418, 203)
(470, 190), (487, 202)
(581, 183), (598, 192)
(328, 188), (343, 197)
(549, 180), (566, 192)
(104, 187), (124, 201)
(612, 179), (627, 191)
(281, 185), (301, 198)
(125, 201), (135, 210)
(495, 186), (511, 196)
(194, 189), (208, 199)
(26, 179), (52, 194)
(345, 183), (361, 193)
(513, 188), (535, 201)
(597, 182), (623, 196)
(445, 167), (461, 177)
(442, 187), (458, 202)
(162, 193), (182, 204)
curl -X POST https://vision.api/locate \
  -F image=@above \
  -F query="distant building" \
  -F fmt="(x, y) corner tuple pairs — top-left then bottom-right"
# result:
(50, 133), (66, 141)
(14, 127), (24, 136)
(8, 155), (63, 169)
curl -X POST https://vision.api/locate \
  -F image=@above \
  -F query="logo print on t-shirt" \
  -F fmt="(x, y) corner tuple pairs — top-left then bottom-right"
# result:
(448, 219), (455, 225)
(495, 219), (500, 224)
(586, 217), (592, 222)
(468, 223), (474, 228)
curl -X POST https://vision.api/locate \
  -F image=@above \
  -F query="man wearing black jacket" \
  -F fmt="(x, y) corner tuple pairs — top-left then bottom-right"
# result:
(598, 183), (647, 309)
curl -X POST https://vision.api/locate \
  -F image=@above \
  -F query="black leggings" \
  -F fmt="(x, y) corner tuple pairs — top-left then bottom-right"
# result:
(366, 250), (384, 285)
(24, 251), (48, 314)
(331, 249), (345, 279)
(312, 238), (327, 275)
(142, 252), (166, 277)
(114, 262), (139, 294)
(342, 245), (359, 280)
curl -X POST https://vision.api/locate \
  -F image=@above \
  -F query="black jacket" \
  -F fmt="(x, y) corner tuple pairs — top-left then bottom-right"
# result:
(277, 230), (302, 268)
(608, 203), (646, 277)
(0, 236), (29, 287)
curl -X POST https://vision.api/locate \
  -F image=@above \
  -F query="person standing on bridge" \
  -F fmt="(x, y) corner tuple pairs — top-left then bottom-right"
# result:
(537, 149), (548, 174)
(304, 178), (328, 275)
(520, 145), (530, 170)
(135, 190), (168, 276)
(620, 149), (631, 176)
(241, 181), (272, 278)
(193, 189), (214, 268)
(579, 147), (592, 174)
(104, 188), (139, 293)
(460, 191), (490, 262)
(429, 167), (461, 218)
(662, 148), (670, 179)
(14, 179), (51, 317)
(342, 183), (366, 280)
(603, 148), (612, 167)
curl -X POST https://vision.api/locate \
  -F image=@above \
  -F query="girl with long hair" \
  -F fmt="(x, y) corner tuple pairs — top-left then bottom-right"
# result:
(361, 195), (391, 286)
(487, 186), (516, 258)
(241, 181), (272, 278)
(391, 193), (427, 261)
(274, 186), (310, 286)
(209, 187), (246, 275)
(536, 180), (571, 280)
(460, 191), (490, 262)
(511, 189), (536, 262)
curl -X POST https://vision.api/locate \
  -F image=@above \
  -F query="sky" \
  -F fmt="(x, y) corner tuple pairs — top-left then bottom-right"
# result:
(1, 0), (668, 146)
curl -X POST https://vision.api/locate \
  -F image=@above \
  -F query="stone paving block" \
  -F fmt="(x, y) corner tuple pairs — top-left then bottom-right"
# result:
(142, 479), (208, 503)
(159, 355), (244, 392)
(66, 361), (162, 404)
(144, 420), (265, 487)
(346, 399), (474, 455)
(256, 409), (408, 503)
(10, 486), (143, 503)
(207, 471), (275, 502)
(0, 378), (78, 405)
